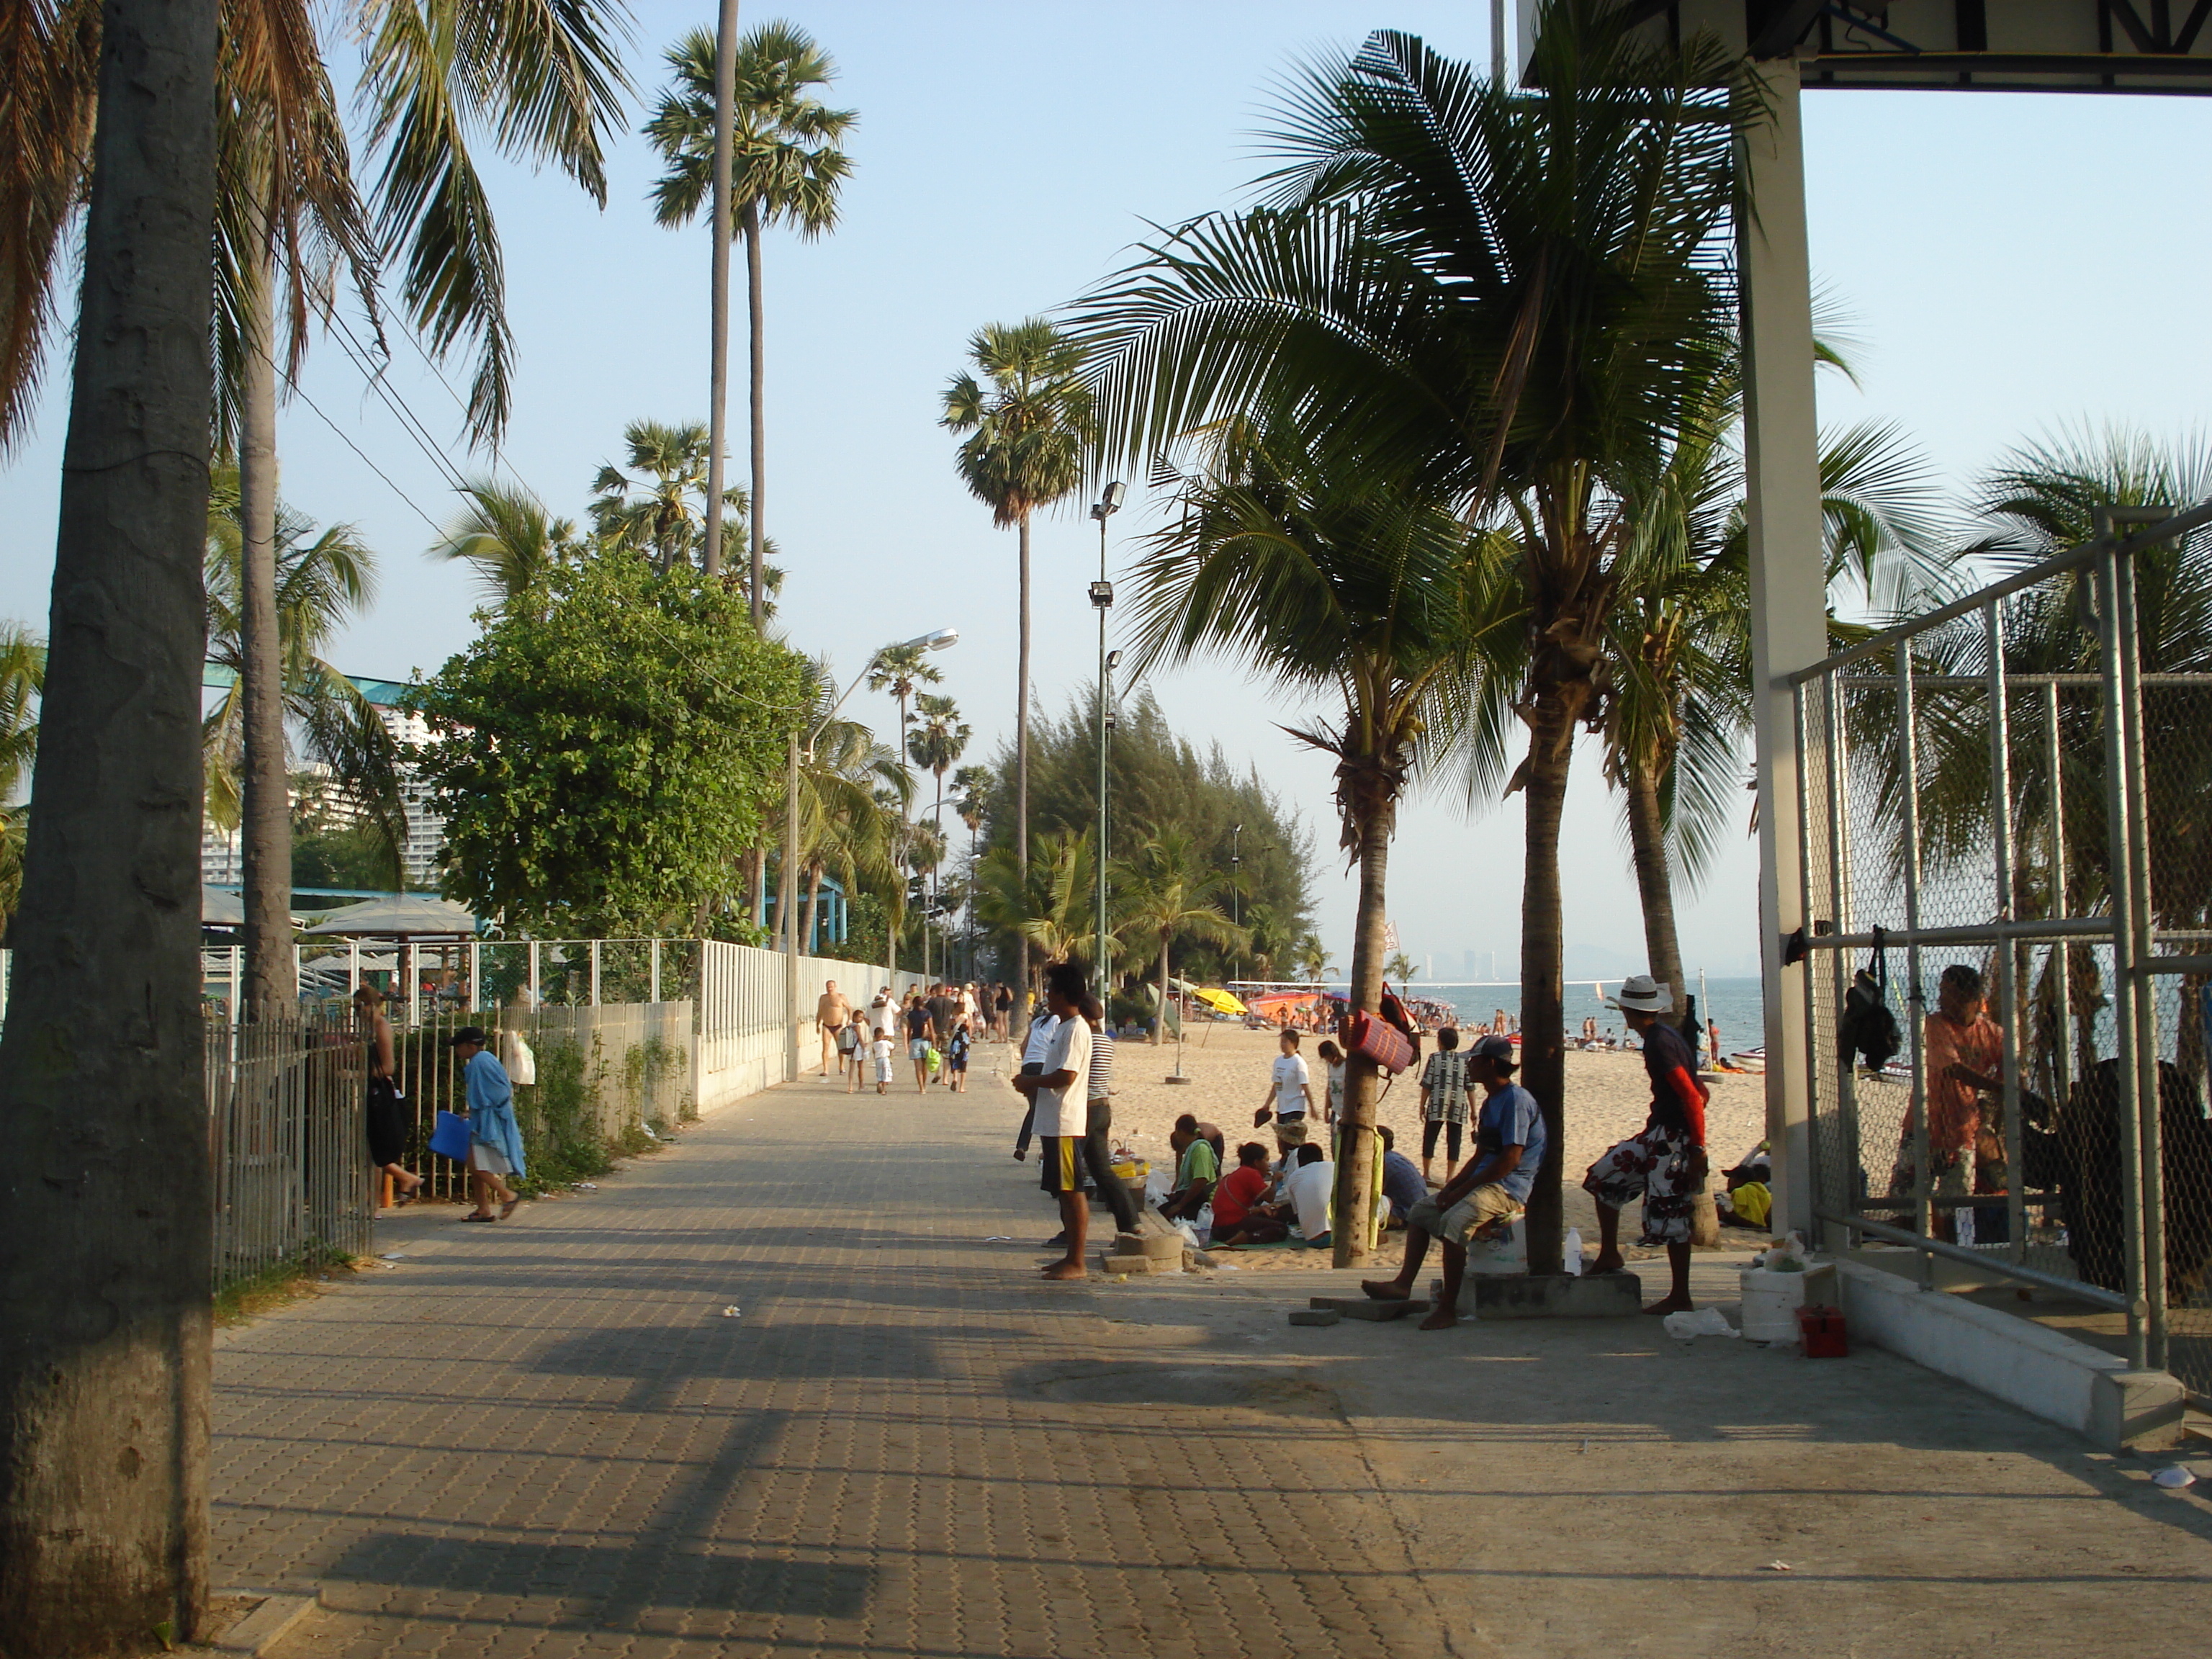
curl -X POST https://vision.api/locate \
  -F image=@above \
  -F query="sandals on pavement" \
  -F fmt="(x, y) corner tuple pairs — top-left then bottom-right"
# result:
(462, 1212), (498, 1223)
(500, 1195), (521, 1220)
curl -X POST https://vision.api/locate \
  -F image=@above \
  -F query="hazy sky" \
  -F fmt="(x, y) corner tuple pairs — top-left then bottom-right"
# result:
(5, 2), (2211, 981)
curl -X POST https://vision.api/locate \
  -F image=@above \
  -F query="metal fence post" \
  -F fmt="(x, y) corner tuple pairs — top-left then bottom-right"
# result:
(650, 938), (662, 1004)
(2115, 547), (2168, 1370)
(1794, 682), (1825, 1218)
(529, 940), (540, 1010)
(2043, 682), (2072, 1128)
(403, 939), (416, 1027)
(1985, 601), (2027, 1264)
(2095, 542), (2151, 1369)
(468, 940), (480, 1012)
(1824, 670), (1861, 1236)
(1897, 640), (1934, 1288)
(590, 939), (601, 1007)
(230, 945), (242, 1018)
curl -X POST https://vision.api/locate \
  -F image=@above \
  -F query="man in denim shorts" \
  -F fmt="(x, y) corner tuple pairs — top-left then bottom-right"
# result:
(1361, 1035), (1543, 1330)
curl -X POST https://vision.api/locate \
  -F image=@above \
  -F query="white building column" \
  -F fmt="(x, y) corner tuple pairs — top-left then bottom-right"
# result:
(1738, 56), (1827, 1241)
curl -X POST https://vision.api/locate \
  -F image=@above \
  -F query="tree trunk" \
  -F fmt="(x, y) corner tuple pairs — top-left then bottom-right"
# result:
(0, 1), (219, 1647)
(801, 865), (822, 957)
(747, 844), (765, 938)
(1157, 939), (1169, 1046)
(1331, 803), (1391, 1269)
(701, 0), (737, 580)
(238, 223), (292, 1018)
(1518, 688), (1581, 1277)
(1624, 757), (1686, 1020)
(744, 199), (765, 624)
(1014, 513), (1033, 1040)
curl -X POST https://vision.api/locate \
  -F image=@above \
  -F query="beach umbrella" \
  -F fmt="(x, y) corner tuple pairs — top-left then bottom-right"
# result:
(1188, 986), (1247, 1015)
(302, 894), (479, 937)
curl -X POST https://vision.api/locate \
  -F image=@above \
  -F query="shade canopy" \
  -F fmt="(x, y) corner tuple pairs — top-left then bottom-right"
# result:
(302, 894), (478, 937)
(202, 886), (245, 925)
(1187, 986), (1247, 1015)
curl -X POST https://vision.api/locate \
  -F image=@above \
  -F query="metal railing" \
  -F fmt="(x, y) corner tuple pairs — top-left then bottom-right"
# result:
(208, 1007), (372, 1292)
(1791, 502), (2212, 1398)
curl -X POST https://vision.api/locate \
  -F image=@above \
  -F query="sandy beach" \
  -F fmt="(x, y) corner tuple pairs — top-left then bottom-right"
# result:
(962, 1021), (1767, 1271)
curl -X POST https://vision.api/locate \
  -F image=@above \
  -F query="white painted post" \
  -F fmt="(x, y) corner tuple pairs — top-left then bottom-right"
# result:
(529, 940), (539, 1008)
(590, 939), (601, 1006)
(349, 936), (360, 995)
(1739, 56), (1828, 1244)
(650, 938), (662, 1004)
(469, 940), (480, 1012)
(230, 944), (241, 1018)
(403, 939), (417, 1027)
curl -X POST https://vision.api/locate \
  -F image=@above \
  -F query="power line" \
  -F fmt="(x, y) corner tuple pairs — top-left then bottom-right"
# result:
(285, 378), (446, 539)
(323, 315), (472, 498)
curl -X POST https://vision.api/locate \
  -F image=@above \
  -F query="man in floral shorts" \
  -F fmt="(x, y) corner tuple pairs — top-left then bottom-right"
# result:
(1586, 974), (1708, 1315)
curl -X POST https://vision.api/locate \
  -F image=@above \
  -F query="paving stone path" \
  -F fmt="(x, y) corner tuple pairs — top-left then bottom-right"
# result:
(212, 1067), (1458, 1657)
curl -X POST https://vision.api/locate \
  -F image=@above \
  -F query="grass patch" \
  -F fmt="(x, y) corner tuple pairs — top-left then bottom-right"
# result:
(213, 1246), (362, 1327)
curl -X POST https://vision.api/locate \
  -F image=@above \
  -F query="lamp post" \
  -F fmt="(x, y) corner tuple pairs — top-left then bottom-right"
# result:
(1089, 482), (1125, 1003)
(784, 626), (958, 1083)
(1231, 822), (1243, 983)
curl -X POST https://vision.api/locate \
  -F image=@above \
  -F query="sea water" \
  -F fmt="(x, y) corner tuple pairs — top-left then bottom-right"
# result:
(1392, 977), (1768, 1055)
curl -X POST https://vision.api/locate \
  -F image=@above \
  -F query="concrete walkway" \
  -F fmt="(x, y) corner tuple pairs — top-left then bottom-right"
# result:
(212, 1066), (2212, 1658)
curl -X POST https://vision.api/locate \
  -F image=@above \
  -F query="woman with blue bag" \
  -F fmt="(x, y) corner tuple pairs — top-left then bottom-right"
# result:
(448, 1025), (526, 1223)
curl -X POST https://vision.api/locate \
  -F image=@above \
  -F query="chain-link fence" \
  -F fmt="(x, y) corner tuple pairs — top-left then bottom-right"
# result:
(1794, 506), (2212, 1399)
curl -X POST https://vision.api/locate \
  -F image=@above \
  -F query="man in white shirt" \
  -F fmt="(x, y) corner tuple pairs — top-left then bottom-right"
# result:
(1282, 1143), (1335, 1247)
(1012, 962), (1092, 1280)
(1255, 1028), (1315, 1127)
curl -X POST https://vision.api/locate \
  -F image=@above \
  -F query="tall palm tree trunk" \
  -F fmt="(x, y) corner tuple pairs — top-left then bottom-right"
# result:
(1624, 756), (1686, 1017)
(1014, 511), (1032, 1035)
(1331, 804), (1390, 1269)
(801, 866), (822, 956)
(1157, 939), (1170, 1047)
(239, 226), (294, 1017)
(701, 0), (737, 581)
(744, 199), (765, 625)
(1518, 691), (1580, 1278)
(0, 1), (219, 1645)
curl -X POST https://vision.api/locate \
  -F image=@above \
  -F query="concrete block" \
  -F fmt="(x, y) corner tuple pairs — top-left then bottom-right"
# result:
(215, 1591), (318, 1655)
(1837, 1258), (2186, 1449)
(2091, 1370), (2187, 1452)
(1309, 1296), (1429, 1321)
(1110, 1231), (1183, 1261)
(1468, 1272), (1642, 1318)
(1289, 1308), (1341, 1327)
(1097, 1251), (1179, 1276)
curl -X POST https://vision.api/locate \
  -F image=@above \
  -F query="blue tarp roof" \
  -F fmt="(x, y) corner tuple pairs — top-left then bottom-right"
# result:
(202, 663), (410, 706)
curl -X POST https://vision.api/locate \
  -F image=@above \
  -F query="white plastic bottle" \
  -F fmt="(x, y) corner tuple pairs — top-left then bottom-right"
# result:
(1563, 1227), (1584, 1274)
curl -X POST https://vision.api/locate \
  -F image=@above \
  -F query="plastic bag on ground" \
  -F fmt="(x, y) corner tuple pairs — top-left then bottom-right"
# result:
(1663, 1307), (1740, 1340)
(1758, 1231), (1809, 1272)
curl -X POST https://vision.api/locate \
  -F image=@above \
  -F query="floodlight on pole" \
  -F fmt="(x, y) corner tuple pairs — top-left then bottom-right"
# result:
(1093, 485), (1125, 1003)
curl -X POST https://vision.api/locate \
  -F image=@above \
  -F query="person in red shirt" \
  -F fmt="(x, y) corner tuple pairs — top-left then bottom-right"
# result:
(1892, 963), (2002, 1239)
(1205, 1143), (1283, 1248)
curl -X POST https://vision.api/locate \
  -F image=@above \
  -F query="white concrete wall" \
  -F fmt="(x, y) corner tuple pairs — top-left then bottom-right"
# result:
(692, 941), (925, 1117)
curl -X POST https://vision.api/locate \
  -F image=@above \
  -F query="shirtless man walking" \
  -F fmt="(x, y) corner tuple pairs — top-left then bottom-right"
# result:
(817, 979), (853, 1076)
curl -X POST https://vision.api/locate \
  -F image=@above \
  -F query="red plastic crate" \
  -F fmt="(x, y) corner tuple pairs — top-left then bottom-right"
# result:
(1797, 1304), (1848, 1358)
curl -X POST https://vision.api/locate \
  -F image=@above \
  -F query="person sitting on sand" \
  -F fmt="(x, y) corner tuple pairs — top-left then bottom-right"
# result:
(1376, 1124), (1425, 1230)
(1362, 1033), (1542, 1327)
(1583, 974), (1709, 1314)
(1281, 1142), (1334, 1247)
(1205, 1143), (1279, 1247)
(1159, 1113), (1221, 1224)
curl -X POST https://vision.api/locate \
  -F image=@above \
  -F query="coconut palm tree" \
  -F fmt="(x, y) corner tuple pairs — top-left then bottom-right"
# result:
(645, 20), (855, 611)
(868, 642), (943, 804)
(1119, 409), (1514, 1264)
(0, 1), (220, 1642)
(943, 318), (1096, 1029)
(1114, 826), (1247, 1046)
(7, 0), (631, 1020)
(1075, 12), (1750, 1272)
(428, 477), (582, 610)
(1293, 932), (1332, 984)
(590, 421), (717, 573)
(1384, 951), (1416, 983)
(202, 465), (408, 882)
(975, 826), (1098, 981)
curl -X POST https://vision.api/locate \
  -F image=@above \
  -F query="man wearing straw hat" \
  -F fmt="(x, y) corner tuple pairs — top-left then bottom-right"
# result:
(1584, 974), (1708, 1314)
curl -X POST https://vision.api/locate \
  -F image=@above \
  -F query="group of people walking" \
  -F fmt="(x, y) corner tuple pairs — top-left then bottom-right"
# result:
(815, 978), (1020, 1095)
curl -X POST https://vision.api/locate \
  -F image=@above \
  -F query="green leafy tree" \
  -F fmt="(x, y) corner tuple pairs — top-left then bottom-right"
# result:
(943, 318), (1096, 1022)
(645, 20), (855, 610)
(414, 556), (806, 936)
(1114, 827), (1247, 1044)
(1075, 14), (1752, 1271)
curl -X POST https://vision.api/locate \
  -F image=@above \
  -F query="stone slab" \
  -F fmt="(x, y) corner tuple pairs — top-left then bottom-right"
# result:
(1099, 1250), (1182, 1275)
(1467, 1272), (1643, 1318)
(213, 1590), (318, 1655)
(1310, 1296), (1429, 1322)
(1110, 1231), (1184, 1261)
(1289, 1308), (1342, 1326)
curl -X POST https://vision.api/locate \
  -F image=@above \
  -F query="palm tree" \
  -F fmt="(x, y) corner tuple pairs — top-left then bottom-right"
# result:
(645, 20), (855, 613)
(952, 760), (994, 979)
(428, 477), (581, 610)
(1293, 932), (1331, 984)
(202, 465), (408, 883)
(1384, 950), (1416, 983)
(590, 421), (717, 574)
(868, 642), (943, 806)
(0, 621), (45, 930)
(943, 318), (1096, 1030)
(0, 0), (220, 1642)
(1075, 14), (1750, 1272)
(1115, 826), (1247, 1046)
(7, 0), (631, 1020)
(1118, 411), (1510, 1262)
(975, 827), (1098, 980)
(907, 691), (971, 928)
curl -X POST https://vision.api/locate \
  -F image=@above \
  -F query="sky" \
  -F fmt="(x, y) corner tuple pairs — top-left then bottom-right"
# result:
(6, 2), (2212, 982)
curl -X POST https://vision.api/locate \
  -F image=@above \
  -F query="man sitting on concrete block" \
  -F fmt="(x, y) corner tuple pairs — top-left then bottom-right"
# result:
(1360, 1034), (1543, 1330)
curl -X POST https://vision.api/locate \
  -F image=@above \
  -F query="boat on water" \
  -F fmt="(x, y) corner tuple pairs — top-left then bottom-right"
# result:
(1727, 1047), (1766, 1074)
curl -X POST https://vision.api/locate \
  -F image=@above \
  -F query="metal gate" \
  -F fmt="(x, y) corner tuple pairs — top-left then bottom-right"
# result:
(1791, 503), (2212, 1398)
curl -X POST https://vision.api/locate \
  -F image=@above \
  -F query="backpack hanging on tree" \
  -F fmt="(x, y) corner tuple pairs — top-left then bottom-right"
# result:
(1838, 927), (1902, 1071)
(1377, 983), (1423, 1062)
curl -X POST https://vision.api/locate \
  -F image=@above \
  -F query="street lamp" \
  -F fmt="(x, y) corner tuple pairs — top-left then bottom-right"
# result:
(783, 626), (958, 1082)
(1091, 483), (1125, 1002)
(1231, 822), (1243, 983)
